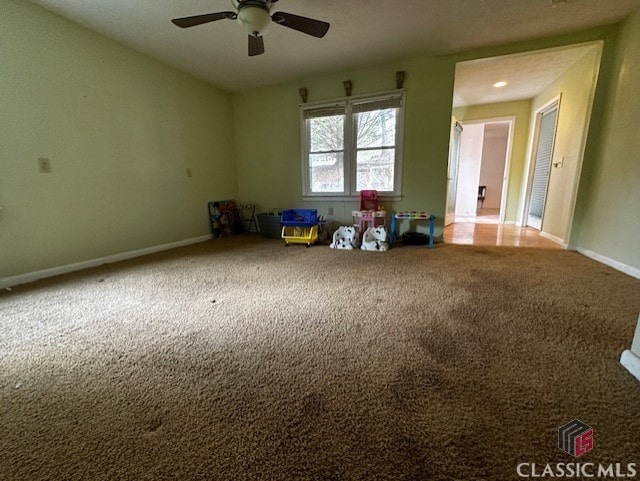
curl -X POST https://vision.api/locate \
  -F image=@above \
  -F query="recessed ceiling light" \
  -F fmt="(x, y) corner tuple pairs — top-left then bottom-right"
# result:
(493, 81), (508, 88)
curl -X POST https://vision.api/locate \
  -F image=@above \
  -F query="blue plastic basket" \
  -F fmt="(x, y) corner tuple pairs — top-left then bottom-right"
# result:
(281, 209), (318, 227)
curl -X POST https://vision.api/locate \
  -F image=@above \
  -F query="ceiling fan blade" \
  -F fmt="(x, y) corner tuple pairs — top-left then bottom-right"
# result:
(271, 11), (330, 38)
(171, 11), (236, 28)
(248, 35), (265, 56)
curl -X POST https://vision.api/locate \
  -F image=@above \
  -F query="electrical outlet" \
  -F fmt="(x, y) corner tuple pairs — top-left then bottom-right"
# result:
(186, 168), (193, 178)
(38, 157), (52, 173)
(328, 207), (334, 216)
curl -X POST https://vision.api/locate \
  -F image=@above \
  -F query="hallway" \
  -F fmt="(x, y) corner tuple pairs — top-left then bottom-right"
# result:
(454, 207), (500, 224)
(443, 222), (562, 248)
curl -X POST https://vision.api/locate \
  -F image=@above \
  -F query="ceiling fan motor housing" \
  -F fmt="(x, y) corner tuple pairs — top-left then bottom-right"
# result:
(237, 0), (272, 37)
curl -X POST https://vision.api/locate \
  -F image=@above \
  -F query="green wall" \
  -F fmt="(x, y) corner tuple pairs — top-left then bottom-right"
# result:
(3, 0), (638, 287)
(0, 0), (238, 279)
(233, 25), (622, 238)
(571, 9), (640, 271)
(529, 44), (602, 244)
(632, 315), (640, 357)
(452, 100), (532, 222)
(233, 57), (456, 233)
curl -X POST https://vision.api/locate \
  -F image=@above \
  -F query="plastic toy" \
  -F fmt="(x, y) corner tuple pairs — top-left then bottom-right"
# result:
(390, 211), (435, 248)
(329, 226), (359, 250)
(281, 209), (319, 246)
(361, 226), (389, 251)
(352, 190), (386, 241)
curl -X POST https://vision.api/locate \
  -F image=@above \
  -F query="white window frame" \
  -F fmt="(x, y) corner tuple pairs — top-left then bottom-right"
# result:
(300, 90), (405, 200)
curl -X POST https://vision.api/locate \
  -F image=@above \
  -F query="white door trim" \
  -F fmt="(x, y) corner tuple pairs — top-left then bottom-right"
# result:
(498, 117), (515, 224)
(445, 117), (463, 226)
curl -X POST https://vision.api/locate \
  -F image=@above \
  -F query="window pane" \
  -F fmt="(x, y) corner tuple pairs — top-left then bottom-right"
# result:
(309, 115), (344, 152)
(356, 149), (395, 191)
(310, 152), (344, 193)
(356, 108), (397, 149)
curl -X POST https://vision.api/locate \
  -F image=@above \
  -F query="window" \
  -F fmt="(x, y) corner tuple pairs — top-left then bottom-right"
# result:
(301, 92), (404, 198)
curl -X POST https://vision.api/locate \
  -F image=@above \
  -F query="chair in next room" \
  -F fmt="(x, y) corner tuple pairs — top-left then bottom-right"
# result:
(478, 186), (487, 208)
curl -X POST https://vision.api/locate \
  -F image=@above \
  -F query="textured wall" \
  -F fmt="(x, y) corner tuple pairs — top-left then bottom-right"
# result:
(232, 57), (456, 235)
(572, 9), (640, 271)
(632, 315), (640, 357)
(528, 45), (602, 243)
(0, 0), (238, 279)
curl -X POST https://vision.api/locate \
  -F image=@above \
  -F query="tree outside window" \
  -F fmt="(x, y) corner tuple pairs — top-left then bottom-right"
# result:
(302, 93), (404, 198)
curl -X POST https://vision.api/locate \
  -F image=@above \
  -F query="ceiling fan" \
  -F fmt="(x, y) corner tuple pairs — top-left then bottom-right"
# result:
(171, 0), (330, 57)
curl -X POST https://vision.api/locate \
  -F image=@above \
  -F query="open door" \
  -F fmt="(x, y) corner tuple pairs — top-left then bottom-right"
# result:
(526, 100), (559, 230)
(445, 119), (463, 226)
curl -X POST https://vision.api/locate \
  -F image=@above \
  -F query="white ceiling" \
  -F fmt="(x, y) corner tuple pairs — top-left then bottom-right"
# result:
(453, 43), (597, 107)
(28, 0), (640, 93)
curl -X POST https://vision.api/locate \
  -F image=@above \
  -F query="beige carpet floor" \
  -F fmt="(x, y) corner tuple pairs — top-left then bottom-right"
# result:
(1, 236), (639, 480)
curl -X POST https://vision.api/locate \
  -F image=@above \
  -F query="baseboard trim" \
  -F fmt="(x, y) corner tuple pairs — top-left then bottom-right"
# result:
(621, 350), (640, 383)
(0, 234), (212, 289)
(577, 247), (640, 280)
(540, 231), (567, 248)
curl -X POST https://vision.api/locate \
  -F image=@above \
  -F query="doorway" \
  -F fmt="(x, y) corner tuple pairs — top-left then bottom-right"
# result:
(524, 97), (560, 230)
(447, 118), (513, 225)
(447, 41), (603, 247)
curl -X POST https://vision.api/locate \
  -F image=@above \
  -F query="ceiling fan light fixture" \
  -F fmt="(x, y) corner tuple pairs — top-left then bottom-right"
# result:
(172, 0), (329, 57)
(237, 5), (272, 36)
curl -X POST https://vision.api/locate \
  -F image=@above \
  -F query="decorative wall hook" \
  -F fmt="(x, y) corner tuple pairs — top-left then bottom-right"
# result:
(299, 87), (308, 103)
(396, 71), (406, 89)
(343, 80), (352, 97)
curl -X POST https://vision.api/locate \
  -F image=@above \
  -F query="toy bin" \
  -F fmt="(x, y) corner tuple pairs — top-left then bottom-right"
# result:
(281, 209), (318, 227)
(281, 226), (319, 246)
(281, 209), (319, 246)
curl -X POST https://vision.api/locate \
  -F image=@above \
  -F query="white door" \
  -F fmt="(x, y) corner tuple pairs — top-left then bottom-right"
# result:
(527, 104), (559, 230)
(445, 120), (463, 226)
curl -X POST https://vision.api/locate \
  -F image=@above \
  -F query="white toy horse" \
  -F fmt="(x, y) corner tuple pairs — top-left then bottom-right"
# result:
(361, 226), (389, 251)
(329, 226), (359, 250)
